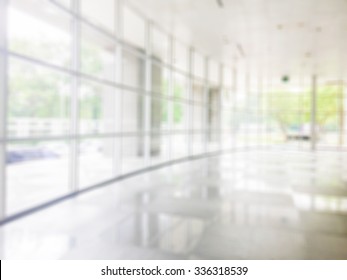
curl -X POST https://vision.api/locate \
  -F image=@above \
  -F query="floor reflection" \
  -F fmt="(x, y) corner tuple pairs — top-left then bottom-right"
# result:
(1, 150), (347, 259)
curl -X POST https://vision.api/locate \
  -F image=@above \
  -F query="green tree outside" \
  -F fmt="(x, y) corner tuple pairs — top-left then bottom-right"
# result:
(265, 85), (341, 136)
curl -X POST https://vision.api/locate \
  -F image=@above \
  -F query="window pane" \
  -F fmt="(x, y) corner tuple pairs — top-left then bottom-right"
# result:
(174, 72), (189, 100)
(207, 129), (220, 152)
(122, 90), (143, 133)
(174, 41), (188, 72)
(78, 138), (114, 188)
(151, 26), (170, 63)
(121, 136), (144, 173)
(123, 6), (145, 49)
(223, 67), (232, 88)
(8, 59), (71, 138)
(81, 0), (115, 34)
(172, 134), (188, 159)
(81, 24), (116, 81)
(79, 79), (116, 135)
(192, 104), (204, 130)
(172, 101), (188, 131)
(208, 60), (219, 85)
(152, 63), (169, 96)
(192, 81), (205, 103)
(192, 133), (204, 155)
(160, 100), (170, 131)
(150, 134), (170, 165)
(151, 97), (164, 132)
(6, 141), (70, 215)
(193, 52), (205, 79)
(9, 0), (72, 67)
(122, 50), (145, 89)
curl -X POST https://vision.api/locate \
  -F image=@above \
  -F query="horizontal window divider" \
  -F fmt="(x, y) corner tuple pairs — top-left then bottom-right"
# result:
(8, 55), (233, 103)
(150, 56), (170, 65)
(49, 0), (146, 58)
(122, 2), (232, 69)
(8, 51), (159, 96)
(5, 134), (116, 142)
(150, 92), (168, 97)
(5, 130), (227, 142)
(154, 61), (190, 76)
(4, 135), (76, 143)
(190, 129), (215, 134)
(49, 0), (72, 13)
(149, 132), (173, 136)
(80, 73), (144, 93)
(79, 133), (135, 138)
(9, 51), (74, 75)
(46, 0), (234, 72)
(169, 130), (193, 135)
(151, 56), (232, 79)
(124, 1), (153, 28)
(121, 40), (146, 57)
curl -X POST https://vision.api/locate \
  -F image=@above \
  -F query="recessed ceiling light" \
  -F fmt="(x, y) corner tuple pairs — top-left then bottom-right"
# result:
(216, 0), (224, 8)
(237, 44), (245, 57)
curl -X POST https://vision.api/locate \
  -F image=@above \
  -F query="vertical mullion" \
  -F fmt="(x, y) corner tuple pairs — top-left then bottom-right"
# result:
(168, 36), (174, 160)
(233, 65), (237, 150)
(311, 75), (317, 151)
(245, 69), (250, 149)
(258, 70), (263, 149)
(219, 64), (223, 151)
(267, 68), (272, 149)
(203, 57), (209, 153)
(114, 0), (123, 176)
(143, 21), (152, 166)
(188, 48), (194, 156)
(339, 80), (344, 148)
(0, 0), (8, 220)
(70, 0), (80, 192)
(256, 70), (259, 149)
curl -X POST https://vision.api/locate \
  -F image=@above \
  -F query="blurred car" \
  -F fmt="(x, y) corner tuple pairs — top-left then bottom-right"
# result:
(7, 146), (60, 164)
(286, 123), (319, 140)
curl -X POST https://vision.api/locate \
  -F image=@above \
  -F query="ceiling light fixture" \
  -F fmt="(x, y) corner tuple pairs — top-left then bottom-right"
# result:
(237, 43), (245, 57)
(216, 0), (224, 8)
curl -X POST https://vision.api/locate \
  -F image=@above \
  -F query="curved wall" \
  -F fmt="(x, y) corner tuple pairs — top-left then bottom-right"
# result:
(0, 0), (248, 223)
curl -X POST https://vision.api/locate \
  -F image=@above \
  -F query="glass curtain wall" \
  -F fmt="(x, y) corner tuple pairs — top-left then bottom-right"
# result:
(0, 0), (240, 221)
(263, 76), (347, 150)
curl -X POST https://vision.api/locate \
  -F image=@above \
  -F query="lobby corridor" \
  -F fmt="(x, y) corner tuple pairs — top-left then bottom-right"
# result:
(1, 151), (347, 259)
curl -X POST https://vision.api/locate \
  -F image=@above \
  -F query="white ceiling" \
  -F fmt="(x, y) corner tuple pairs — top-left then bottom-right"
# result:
(126, 0), (347, 82)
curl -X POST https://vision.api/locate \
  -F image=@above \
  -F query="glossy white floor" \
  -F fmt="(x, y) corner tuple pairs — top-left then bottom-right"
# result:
(1, 150), (347, 259)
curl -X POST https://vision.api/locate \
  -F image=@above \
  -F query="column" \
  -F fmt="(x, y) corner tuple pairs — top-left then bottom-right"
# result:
(311, 75), (317, 151)
(143, 21), (152, 166)
(70, 0), (80, 192)
(0, 0), (8, 220)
